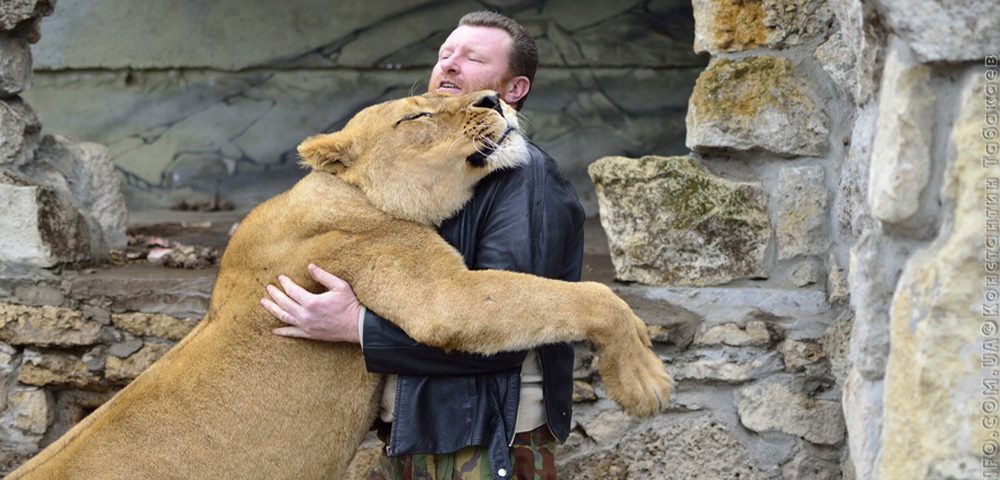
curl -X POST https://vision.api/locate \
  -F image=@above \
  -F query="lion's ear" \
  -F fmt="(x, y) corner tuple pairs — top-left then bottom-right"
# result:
(298, 132), (353, 174)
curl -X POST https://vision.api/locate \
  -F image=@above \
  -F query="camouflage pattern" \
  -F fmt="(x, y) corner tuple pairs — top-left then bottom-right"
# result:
(367, 426), (557, 480)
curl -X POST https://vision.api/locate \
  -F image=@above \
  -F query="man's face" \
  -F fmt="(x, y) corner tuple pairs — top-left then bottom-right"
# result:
(428, 25), (512, 99)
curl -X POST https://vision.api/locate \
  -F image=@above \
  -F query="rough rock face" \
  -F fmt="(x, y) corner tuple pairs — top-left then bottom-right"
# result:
(686, 56), (829, 157)
(589, 155), (770, 286)
(692, 0), (833, 54)
(873, 0), (1000, 62)
(30, 134), (128, 251)
(560, 413), (770, 480)
(0, 98), (40, 167)
(867, 38), (935, 224)
(776, 166), (830, 259)
(877, 70), (990, 479)
(0, 35), (32, 96)
(737, 375), (846, 445)
(0, 302), (101, 347)
(0, 170), (91, 268)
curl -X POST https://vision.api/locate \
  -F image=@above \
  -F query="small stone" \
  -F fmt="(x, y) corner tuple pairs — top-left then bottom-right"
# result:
(81, 346), (105, 372)
(776, 166), (830, 260)
(738, 376), (845, 445)
(8, 388), (52, 435)
(0, 302), (102, 347)
(826, 253), (849, 305)
(672, 349), (783, 382)
(589, 155), (770, 286)
(645, 324), (672, 343)
(790, 260), (820, 287)
(0, 35), (31, 96)
(0, 98), (40, 167)
(107, 337), (143, 358)
(782, 440), (843, 479)
(686, 56), (829, 157)
(572, 380), (598, 403)
(110, 312), (197, 341)
(18, 350), (103, 390)
(694, 321), (771, 347)
(580, 409), (632, 444)
(820, 311), (853, 386)
(814, 28), (856, 102)
(104, 342), (172, 383)
(80, 305), (111, 325)
(779, 339), (825, 372)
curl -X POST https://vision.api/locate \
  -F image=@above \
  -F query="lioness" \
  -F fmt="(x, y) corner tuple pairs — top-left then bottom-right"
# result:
(4, 91), (672, 480)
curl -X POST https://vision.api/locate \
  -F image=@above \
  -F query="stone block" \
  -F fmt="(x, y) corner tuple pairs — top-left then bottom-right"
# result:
(778, 339), (825, 372)
(789, 259), (820, 287)
(18, 350), (102, 390)
(826, 253), (849, 305)
(693, 321), (771, 347)
(686, 56), (829, 157)
(814, 28), (855, 102)
(105, 342), (172, 383)
(0, 171), (91, 267)
(738, 375), (845, 445)
(560, 413), (769, 479)
(781, 440), (843, 479)
(589, 155), (770, 286)
(826, 0), (887, 105)
(30, 135), (128, 251)
(0, 34), (30, 97)
(110, 312), (198, 341)
(672, 348), (783, 382)
(0, 98), (40, 167)
(776, 166), (830, 259)
(692, 0), (832, 53)
(868, 38), (935, 224)
(877, 70), (994, 479)
(874, 0), (1000, 62)
(0, 302), (102, 347)
(6, 388), (51, 435)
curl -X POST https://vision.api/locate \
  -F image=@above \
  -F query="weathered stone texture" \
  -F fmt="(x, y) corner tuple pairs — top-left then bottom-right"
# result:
(686, 56), (829, 157)
(30, 134), (128, 251)
(877, 71), (993, 479)
(589, 155), (770, 286)
(18, 350), (101, 389)
(0, 97), (39, 167)
(692, 0), (832, 53)
(0, 0), (54, 37)
(105, 342), (172, 383)
(672, 348), (783, 382)
(874, 0), (1000, 62)
(827, 0), (886, 105)
(0, 35), (31, 97)
(0, 302), (102, 347)
(867, 38), (935, 224)
(560, 413), (770, 480)
(776, 166), (830, 259)
(693, 321), (770, 347)
(0, 171), (91, 268)
(111, 312), (197, 341)
(738, 376), (845, 445)
(6, 388), (51, 435)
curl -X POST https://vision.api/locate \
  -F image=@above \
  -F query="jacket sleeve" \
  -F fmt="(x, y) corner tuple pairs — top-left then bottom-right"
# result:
(360, 157), (551, 376)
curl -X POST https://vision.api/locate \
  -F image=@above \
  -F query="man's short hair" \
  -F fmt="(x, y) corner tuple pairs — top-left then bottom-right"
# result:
(458, 11), (538, 109)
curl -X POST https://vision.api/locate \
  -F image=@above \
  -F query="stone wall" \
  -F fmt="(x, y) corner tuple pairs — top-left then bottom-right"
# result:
(24, 0), (707, 215)
(587, 0), (1000, 479)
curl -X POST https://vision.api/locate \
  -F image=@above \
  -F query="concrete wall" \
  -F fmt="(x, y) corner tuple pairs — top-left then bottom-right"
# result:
(24, 0), (707, 214)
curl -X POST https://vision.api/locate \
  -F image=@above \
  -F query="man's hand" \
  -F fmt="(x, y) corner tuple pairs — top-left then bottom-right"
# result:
(261, 263), (362, 343)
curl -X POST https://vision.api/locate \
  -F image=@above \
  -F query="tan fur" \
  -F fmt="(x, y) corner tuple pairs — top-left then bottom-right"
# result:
(4, 91), (672, 480)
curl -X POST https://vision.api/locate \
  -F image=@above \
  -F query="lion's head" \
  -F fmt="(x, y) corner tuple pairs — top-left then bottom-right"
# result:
(297, 91), (527, 226)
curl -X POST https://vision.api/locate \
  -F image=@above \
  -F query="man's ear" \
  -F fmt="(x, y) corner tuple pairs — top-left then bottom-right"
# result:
(298, 131), (353, 174)
(501, 76), (530, 106)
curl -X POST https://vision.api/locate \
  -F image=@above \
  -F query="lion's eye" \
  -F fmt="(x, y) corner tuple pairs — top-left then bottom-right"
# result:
(396, 112), (432, 125)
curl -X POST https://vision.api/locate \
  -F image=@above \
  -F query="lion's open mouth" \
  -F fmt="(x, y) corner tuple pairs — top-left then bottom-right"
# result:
(466, 126), (513, 167)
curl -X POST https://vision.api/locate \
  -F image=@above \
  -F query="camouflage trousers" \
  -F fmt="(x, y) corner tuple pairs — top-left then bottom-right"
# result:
(366, 425), (558, 480)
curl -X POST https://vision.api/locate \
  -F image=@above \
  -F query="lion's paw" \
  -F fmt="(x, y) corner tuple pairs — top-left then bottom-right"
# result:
(598, 324), (673, 417)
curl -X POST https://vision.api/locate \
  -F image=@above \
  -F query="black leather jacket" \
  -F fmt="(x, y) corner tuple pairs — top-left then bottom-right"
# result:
(360, 142), (584, 479)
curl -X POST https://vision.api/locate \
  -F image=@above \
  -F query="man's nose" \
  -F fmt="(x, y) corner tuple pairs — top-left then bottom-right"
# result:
(474, 93), (503, 114)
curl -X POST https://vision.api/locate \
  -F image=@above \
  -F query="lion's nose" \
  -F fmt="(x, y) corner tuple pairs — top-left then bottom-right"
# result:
(473, 93), (503, 114)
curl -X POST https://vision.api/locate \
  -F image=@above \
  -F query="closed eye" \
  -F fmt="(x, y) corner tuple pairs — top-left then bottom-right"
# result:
(395, 112), (432, 126)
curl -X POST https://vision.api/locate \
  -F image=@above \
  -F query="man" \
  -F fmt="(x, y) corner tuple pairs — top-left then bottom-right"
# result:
(260, 11), (584, 480)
